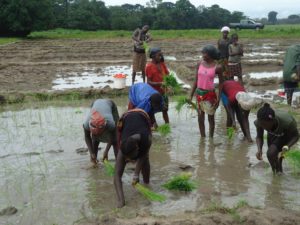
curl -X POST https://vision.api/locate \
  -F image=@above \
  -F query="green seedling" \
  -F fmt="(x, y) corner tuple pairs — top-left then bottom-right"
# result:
(227, 127), (235, 140)
(162, 172), (196, 192)
(163, 72), (181, 94)
(143, 42), (150, 54)
(157, 124), (171, 136)
(175, 96), (197, 112)
(135, 183), (166, 202)
(283, 150), (300, 173)
(103, 160), (115, 176)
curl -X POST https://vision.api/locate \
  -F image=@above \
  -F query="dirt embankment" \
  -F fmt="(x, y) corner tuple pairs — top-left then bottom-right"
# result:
(75, 206), (300, 225)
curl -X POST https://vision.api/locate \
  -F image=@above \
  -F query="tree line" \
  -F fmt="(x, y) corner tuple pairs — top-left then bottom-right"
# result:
(0, 0), (246, 36)
(1, 0), (299, 37)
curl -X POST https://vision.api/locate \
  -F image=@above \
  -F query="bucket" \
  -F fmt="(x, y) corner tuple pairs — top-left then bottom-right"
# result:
(113, 73), (126, 89)
(277, 89), (285, 97)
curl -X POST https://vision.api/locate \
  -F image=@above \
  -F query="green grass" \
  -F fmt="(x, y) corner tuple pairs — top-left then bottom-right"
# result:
(163, 72), (181, 94)
(135, 183), (166, 202)
(227, 127), (235, 140)
(203, 199), (249, 223)
(162, 172), (197, 192)
(27, 25), (300, 40)
(103, 160), (115, 177)
(0, 38), (19, 45)
(175, 96), (197, 112)
(283, 149), (300, 173)
(157, 124), (171, 136)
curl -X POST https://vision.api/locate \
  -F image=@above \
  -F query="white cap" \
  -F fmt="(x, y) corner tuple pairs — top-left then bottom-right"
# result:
(221, 26), (230, 33)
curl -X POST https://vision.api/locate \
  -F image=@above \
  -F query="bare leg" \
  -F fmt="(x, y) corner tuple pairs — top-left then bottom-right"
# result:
(208, 114), (215, 138)
(132, 71), (136, 84)
(286, 91), (293, 106)
(267, 144), (282, 174)
(162, 110), (169, 124)
(198, 110), (206, 137)
(142, 71), (146, 83)
(236, 106), (252, 142)
(141, 155), (150, 184)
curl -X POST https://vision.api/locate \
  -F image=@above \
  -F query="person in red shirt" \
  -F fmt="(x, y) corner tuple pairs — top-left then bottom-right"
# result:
(145, 47), (169, 125)
(222, 80), (262, 142)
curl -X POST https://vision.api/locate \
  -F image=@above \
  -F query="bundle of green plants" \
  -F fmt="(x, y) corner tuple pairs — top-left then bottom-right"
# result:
(163, 72), (181, 94)
(143, 42), (150, 54)
(162, 172), (196, 192)
(103, 160), (115, 176)
(157, 124), (171, 136)
(175, 96), (197, 112)
(283, 149), (300, 171)
(227, 127), (235, 140)
(135, 183), (166, 202)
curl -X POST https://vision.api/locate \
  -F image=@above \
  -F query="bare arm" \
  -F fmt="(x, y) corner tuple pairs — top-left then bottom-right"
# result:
(255, 126), (264, 160)
(114, 151), (127, 208)
(216, 64), (224, 107)
(84, 127), (97, 162)
(132, 29), (141, 42)
(189, 62), (200, 100)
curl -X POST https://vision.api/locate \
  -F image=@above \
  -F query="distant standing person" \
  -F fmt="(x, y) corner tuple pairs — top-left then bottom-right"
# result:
(228, 33), (244, 83)
(145, 47), (170, 124)
(132, 25), (152, 84)
(217, 26), (231, 79)
(114, 109), (152, 208)
(83, 99), (119, 166)
(282, 45), (300, 105)
(189, 45), (223, 138)
(128, 82), (164, 128)
(255, 103), (299, 174)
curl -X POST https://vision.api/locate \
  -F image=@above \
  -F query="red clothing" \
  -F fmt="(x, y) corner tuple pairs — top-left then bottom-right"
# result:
(145, 62), (169, 93)
(222, 80), (245, 104)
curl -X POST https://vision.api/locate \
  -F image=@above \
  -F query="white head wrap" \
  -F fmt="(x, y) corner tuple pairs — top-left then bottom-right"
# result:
(221, 26), (230, 33)
(236, 92), (263, 111)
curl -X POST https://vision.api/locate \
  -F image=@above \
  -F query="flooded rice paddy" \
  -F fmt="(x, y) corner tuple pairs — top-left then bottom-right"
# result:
(0, 98), (300, 225)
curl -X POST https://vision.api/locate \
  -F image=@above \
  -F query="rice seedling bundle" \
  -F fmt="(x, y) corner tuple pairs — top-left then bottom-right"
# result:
(103, 160), (115, 176)
(163, 72), (181, 94)
(135, 183), (166, 202)
(227, 127), (235, 140)
(143, 42), (150, 54)
(175, 96), (197, 112)
(162, 172), (196, 192)
(283, 150), (300, 171)
(157, 124), (171, 136)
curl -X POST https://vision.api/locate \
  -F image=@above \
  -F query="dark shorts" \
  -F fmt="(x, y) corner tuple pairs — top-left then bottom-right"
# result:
(284, 81), (298, 96)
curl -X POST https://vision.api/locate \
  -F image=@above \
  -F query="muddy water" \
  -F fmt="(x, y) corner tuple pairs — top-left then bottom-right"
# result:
(0, 98), (300, 225)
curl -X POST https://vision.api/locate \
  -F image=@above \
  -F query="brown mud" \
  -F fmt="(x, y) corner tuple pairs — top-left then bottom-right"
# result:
(0, 38), (297, 93)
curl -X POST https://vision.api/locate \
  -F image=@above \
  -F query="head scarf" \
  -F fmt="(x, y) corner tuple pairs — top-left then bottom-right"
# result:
(221, 26), (230, 33)
(89, 110), (106, 135)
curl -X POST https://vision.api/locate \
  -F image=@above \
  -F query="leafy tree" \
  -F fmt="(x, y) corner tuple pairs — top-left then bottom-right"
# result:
(153, 2), (176, 29)
(0, 0), (54, 36)
(67, 0), (110, 30)
(268, 11), (278, 24)
(174, 0), (198, 29)
(288, 14), (300, 20)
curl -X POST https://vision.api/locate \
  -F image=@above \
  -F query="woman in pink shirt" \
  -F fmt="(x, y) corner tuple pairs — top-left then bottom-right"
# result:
(190, 45), (223, 138)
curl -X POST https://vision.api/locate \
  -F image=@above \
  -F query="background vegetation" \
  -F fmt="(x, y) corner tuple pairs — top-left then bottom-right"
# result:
(0, 0), (299, 38)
